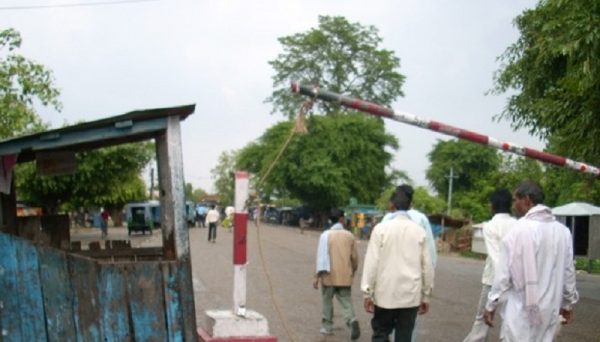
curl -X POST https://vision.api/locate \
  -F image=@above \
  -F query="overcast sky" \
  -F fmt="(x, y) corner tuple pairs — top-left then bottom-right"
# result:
(2, 0), (543, 194)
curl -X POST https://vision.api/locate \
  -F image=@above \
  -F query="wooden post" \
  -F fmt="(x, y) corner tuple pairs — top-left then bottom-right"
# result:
(155, 116), (188, 260)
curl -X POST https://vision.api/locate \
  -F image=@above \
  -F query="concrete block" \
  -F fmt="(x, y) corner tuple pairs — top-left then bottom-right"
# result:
(205, 310), (270, 337)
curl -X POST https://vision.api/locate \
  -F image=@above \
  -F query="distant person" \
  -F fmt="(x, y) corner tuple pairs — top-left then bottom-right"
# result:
(100, 208), (110, 238)
(196, 204), (207, 228)
(361, 187), (434, 342)
(205, 205), (220, 243)
(484, 181), (579, 341)
(463, 189), (516, 342)
(314, 208), (360, 340)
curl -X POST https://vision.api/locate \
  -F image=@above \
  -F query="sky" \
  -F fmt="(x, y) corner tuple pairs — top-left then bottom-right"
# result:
(2, 0), (544, 194)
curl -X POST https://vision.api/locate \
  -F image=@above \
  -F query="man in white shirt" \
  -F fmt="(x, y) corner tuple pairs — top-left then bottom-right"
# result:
(361, 187), (434, 341)
(205, 204), (220, 243)
(484, 181), (579, 341)
(463, 189), (516, 341)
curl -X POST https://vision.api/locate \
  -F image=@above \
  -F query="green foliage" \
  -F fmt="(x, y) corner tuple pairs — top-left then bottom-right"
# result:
(495, 154), (545, 192)
(237, 113), (399, 211)
(267, 15), (405, 119)
(493, 0), (600, 165)
(0, 28), (61, 138)
(211, 150), (238, 206)
(426, 139), (501, 199)
(15, 142), (153, 211)
(412, 186), (446, 214)
(191, 187), (207, 202)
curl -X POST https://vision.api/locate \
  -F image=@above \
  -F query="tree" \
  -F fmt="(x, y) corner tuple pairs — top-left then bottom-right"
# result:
(0, 28), (61, 138)
(493, 0), (600, 165)
(426, 139), (502, 222)
(426, 140), (501, 198)
(16, 142), (154, 223)
(237, 113), (399, 211)
(267, 15), (405, 118)
(211, 150), (239, 206)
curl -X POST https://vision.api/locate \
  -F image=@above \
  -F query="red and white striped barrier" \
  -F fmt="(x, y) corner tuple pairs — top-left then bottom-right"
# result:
(291, 82), (600, 177)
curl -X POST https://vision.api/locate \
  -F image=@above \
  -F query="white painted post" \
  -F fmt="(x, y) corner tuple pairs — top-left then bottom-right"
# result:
(233, 171), (249, 317)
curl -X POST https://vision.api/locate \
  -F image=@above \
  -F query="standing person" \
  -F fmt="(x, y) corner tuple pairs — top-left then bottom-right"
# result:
(196, 204), (207, 228)
(484, 181), (579, 341)
(100, 207), (110, 238)
(383, 185), (437, 341)
(314, 208), (360, 340)
(361, 187), (434, 342)
(205, 204), (220, 243)
(463, 189), (516, 342)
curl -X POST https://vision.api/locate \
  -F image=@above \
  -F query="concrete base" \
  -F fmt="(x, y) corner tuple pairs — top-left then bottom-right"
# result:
(198, 310), (277, 342)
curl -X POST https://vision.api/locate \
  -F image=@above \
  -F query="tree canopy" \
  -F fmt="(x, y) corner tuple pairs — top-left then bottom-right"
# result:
(493, 0), (600, 165)
(0, 28), (61, 138)
(210, 150), (239, 206)
(267, 15), (405, 119)
(237, 113), (399, 211)
(16, 142), (154, 216)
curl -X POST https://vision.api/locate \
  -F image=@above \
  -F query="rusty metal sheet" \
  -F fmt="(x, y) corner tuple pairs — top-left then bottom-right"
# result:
(162, 261), (183, 341)
(15, 236), (46, 341)
(98, 264), (132, 341)
(0, 233), (23, 341)
(69, 255), (101, 341)
(38, 246), (77, 341)
(126, 262), (167, 342)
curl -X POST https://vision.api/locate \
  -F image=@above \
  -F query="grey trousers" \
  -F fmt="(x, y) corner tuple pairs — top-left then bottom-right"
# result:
(321, 285), (356, 330)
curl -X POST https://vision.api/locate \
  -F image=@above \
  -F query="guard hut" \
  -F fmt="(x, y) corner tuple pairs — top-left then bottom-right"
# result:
(552, 202), (600, 260)
(0, 105), (198, 341)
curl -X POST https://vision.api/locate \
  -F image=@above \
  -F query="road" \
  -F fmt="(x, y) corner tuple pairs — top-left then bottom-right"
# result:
(189, 223), (600, 342)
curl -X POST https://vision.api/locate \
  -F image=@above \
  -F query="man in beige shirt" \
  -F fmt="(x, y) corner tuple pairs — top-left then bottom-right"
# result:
(361, 187), (434, 341)
(314, 208), (360, 340)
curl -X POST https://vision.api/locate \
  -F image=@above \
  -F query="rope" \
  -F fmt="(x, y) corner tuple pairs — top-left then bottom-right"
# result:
(252, 99), (314, 342)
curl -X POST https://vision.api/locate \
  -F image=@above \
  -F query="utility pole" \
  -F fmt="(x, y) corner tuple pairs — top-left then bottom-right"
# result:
(445, 167), (458, 215)
(150, 167), (154, 200)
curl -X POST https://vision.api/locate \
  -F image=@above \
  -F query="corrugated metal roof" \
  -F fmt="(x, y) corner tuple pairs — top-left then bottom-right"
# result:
(0, 104), (195, 163)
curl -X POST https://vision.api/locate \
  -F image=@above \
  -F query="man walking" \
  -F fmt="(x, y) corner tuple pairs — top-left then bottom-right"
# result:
(484, 181), (579, 341)
(314, 208), (360, 340)
(205, 204), (220, 243)
(463, 189), (516, 341)
(361, 187), (434, 341)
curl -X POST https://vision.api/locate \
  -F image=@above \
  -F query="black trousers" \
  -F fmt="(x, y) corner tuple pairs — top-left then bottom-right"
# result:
(208, 222), (217, 241)
(371, 305), (418, 342)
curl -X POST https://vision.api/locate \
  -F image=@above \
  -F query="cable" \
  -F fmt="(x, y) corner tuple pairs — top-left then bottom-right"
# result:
(251, 99), (314, 342)
(0, 0), (159, 10)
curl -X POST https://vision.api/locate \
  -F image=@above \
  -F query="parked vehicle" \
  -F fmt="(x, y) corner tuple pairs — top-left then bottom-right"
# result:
(125, 201), (159, 235)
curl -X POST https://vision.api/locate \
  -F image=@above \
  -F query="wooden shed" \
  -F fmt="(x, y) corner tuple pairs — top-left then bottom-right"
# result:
(0, 105), (198, 341)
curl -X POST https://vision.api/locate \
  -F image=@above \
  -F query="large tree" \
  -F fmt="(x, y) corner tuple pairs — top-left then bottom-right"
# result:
(493, 0), (600, 165)
(16, 142), (154, 223)
(0, 28), (61, 138)
(211, 150), (239, 206)
(267, 15), (405, 119)
(426, 139), (501, 221)
(237, 113), (399, 211)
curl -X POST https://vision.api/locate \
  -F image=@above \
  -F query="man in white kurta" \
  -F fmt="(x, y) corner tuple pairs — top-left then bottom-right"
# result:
(464, 189), (516, 341)
(484, 181), (578, 341)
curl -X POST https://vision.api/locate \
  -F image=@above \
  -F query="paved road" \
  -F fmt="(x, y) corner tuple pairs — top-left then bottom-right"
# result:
(189, 223), (600, 342)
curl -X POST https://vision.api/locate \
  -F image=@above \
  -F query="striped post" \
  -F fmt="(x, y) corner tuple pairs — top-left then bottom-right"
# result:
(233, 171), (249, 317)
(291, 81), (600, 177)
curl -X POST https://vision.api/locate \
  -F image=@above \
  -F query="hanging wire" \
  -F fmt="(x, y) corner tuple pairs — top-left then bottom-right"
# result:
(251, 98), (315, 342)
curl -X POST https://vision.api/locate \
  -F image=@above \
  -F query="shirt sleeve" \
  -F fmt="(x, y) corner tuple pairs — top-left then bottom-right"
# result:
(361, 224), (381, 298)
(421, 216), (437, 268)
(561, 229), (579, 310)
(485, 236), (513, 311)
(421, 235), (434, 303)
